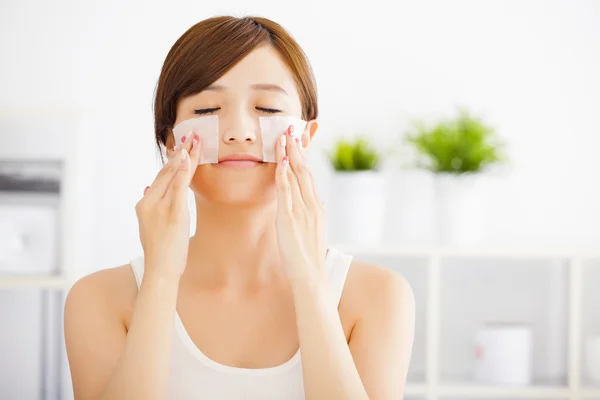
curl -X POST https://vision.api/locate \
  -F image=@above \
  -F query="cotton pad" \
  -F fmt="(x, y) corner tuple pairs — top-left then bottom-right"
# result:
(171, 115), (307, 164)
(172, 115), (219, 164)
(259, 116), (306, 163)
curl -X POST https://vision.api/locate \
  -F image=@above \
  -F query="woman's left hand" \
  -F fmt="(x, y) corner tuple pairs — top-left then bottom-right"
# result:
(274, 124), (328, 283)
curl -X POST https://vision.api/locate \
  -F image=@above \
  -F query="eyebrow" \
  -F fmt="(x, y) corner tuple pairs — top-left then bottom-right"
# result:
(204, 83), (288, 95)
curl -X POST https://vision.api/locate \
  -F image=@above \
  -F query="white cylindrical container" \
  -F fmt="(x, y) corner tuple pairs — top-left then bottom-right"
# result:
(435, 173), (485, 246)
(328, 171), (386, 246)
(474, 323), (533, 386)
(585, 335), (600, 383)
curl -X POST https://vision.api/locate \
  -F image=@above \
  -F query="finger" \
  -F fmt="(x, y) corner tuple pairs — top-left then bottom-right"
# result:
(286, 161), (304, 213)
(188, 134), (202, 181)
(299, 126), (322, 207)
(285, 125), (318, 210)
(168, 148), (191, 213)
(144, 147), (186, 201)
(275, 155), (293, 215)
(167, 130), (194, 157)
(300, 127), (310, 157)
(309, 172), (324, 210)
(274, 132), (287, 163)
(177, 130), (194, 151)
(172, 131), (200, 185)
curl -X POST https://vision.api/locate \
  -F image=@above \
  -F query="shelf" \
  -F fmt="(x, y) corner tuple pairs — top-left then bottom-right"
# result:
(2, 246), (597, 290)
(581, 388), (600, 398)
(405, 382), (600, 398)
(335, 245), (600, 260)
(437, 383), (569, 398)
(0, 275), (71, 289)
(439, 261), (569, 386)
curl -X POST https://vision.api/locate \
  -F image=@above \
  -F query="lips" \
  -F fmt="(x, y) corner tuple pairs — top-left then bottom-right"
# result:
(218, 153), (263, 163)
(217, 153), (264, 169)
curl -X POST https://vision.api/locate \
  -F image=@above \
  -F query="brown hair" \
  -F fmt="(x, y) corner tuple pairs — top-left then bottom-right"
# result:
(153, 16), (318, 157)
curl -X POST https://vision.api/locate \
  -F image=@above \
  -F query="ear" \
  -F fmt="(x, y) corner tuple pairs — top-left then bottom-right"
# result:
(301, 119), (319, 150)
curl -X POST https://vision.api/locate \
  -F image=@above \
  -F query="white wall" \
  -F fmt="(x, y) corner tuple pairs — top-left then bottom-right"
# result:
(3, 0), (599, 273)
(1, 0), (599, 397)
(3, 0), (599, 272)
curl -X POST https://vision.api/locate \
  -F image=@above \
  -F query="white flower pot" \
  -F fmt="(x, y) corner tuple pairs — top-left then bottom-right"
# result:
(435, 173), (485, 246)
(328, 171), (386, 246)
(474, 323), (533, 386)
(385, 169), (435, 246)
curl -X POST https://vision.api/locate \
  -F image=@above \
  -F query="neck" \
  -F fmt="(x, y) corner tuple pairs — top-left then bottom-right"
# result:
(185, 197), (284, 287)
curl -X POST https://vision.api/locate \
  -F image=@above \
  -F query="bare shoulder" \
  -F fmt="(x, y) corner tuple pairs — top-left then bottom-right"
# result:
(65, 264), (138, 323)
(340, 259), (415, 322)
(64, 265), (139, 399)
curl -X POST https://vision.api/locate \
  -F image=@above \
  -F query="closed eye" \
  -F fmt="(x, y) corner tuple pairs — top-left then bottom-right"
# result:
(256, 107), (282, 114)
(194, 107), (281, 115)
(194, 108), (220, 115)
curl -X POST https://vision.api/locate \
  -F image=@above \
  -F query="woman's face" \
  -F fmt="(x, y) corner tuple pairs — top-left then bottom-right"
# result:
(170, 45), (314, 205)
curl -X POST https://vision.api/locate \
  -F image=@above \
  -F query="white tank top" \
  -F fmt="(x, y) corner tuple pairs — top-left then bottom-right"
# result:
(129, 247), (353, 400)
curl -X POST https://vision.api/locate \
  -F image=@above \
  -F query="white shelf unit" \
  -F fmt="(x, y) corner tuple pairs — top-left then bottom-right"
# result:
(0, 275), (71, 289)
(0, 109), (90, 291)
(338, 246), (600, 400)
(1, 245), (600, 400)
(0, 109), (90, 400)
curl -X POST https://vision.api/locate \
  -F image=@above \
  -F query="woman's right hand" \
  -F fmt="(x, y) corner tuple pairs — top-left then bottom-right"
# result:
(135, 132), (202, 281)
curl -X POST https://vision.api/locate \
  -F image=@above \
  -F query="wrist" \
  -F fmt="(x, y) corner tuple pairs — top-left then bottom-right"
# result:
(287, 258), (326, 282)
(290, 274), (330, 302)
(142, 263), (181, 288)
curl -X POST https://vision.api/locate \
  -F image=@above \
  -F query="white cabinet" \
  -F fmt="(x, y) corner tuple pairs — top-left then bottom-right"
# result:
(342, 246), (600, 400)
(0, 110), (86, 400)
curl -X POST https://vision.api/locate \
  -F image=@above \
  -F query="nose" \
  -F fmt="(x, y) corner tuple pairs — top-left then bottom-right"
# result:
(222, 114), (257, 144)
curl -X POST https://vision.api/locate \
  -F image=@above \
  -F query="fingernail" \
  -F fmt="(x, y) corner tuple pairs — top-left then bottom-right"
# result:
(282, 155), (289, 165)
(280, 135), (286, 147)
(288, 125), (294, 136)
(295, 137), (300, 145)
(193, 134), (199, 143)
(143, 186), (149, 195)
(181, 148), (188, 160)
(181, 135), (187, 143)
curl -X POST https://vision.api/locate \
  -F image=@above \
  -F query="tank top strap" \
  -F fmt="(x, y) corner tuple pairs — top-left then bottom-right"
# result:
(324, 247), (353, 306)
(129, 256), (145, 290)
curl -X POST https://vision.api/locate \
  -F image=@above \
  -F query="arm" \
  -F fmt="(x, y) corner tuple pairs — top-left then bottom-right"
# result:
(64, 267), (179, 400)
(347, 266), (416, 399)
(293, 266), (415, 400)
(292, 279), (368, 399)
(273, 125), (416, 399)
(65, 135), (202, 399)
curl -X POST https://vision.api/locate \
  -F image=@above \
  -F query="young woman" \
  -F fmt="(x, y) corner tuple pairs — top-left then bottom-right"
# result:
(64, 15), (415, 400)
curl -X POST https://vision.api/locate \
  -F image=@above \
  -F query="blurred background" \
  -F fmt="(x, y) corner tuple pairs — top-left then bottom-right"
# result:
(1, 0), (599, 399)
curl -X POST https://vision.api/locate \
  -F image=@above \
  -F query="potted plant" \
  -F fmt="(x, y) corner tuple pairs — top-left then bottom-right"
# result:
(405, 108), (507, 245)
(326, 136), (385, 246)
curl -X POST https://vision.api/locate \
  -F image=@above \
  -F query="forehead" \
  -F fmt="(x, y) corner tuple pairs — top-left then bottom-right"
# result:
(212, 45), (299, 97)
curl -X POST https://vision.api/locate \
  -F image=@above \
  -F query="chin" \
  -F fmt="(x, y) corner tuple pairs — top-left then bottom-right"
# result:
(190, 163), (278, 205)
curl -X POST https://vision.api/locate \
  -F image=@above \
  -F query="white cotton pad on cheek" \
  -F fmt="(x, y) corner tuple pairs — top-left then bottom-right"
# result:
(171, 115), (219, 164)
(259, 116), (307, 163)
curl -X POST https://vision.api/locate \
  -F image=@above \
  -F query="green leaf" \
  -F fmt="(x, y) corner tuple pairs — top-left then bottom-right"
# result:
(404, 109), (507, 174)
(326, 136), (382, 172)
